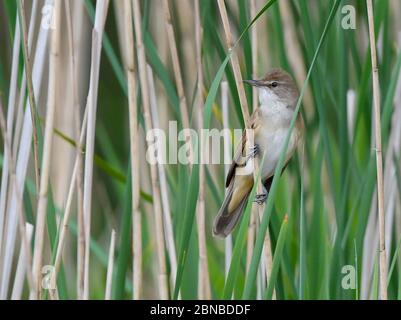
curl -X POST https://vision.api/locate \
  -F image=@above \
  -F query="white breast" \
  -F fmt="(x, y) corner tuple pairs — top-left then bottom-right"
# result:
(255, 103), (300, 180)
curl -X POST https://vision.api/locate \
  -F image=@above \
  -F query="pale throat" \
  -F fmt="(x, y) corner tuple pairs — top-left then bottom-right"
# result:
(258, 88), (293, 124)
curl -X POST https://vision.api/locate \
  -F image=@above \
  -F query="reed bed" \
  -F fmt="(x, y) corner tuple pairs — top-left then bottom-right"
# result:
(0, 0), (400, 300)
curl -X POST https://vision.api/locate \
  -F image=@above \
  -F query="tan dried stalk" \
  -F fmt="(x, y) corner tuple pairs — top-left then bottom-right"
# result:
(253, 0), (274, 298)
(50, 110), (88, 299)
(132, 0), (169, 300)
(262, 218), (274, 298)
(246, 0), (258, 274)
(82, 0), (110, 299)
(105, 230), (116, 300)
(194, 0), (211, 300)
(30, 0), (62, 299)
(221, 81), (233, 279)
(17, 0), (40, 192)
(366, 0), (388, 300)
(0, 101), (34, 298)
(0, 2), (45, 298)
(148, 64), (179, 297)
(0, 16), (21, 272)
(48, 0), (88, 300)
(278, 0), (313, 117)
(11, 223), (34, 300)
(122, 0), (142, 299)
(217, 0), (250, 122)
(64, 0), (86, 299)
(12, 83), (25, 158)
(161, 0), (193, 164)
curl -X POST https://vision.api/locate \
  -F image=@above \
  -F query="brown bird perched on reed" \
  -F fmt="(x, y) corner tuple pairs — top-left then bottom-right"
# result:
(213, 69), (303, 237)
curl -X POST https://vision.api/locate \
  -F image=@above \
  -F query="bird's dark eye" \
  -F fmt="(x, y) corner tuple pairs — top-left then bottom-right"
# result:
(271, 81), (278, 88)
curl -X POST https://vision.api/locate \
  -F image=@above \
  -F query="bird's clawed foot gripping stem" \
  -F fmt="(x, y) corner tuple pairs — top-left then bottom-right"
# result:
(253, 185), (268, 205)
(237, 144), (259, 168)
(247, 143), (260, 160)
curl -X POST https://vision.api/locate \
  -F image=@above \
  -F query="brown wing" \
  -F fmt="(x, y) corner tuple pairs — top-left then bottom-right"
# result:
(225, 109), (261, 188)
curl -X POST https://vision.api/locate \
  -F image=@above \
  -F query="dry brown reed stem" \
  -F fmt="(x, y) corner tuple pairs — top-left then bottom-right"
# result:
(147, 64), (179, 296)
(246, 216), (257, 271)
(0, 2), (44, 298)
(0, 17), (21, 271)
(366, 0), (388, 300)
(251, 0), (274, 299)
(217, 0), (250, 122)
(13, 60), (28, 155)
(122, 0), (142, 299)
(278, 0), (313, 118)
(161, 0), (193, 164)
(1, 6), (39, 289)
(17, 0), (40, 192)
(30, 0), (62, 299)
(382, 100), (401, 258)
(13, 85), (25, 158)
(250, 0), (258, 114)
(64, 0), (85, 299)
(246, 0), (257, 274)
(132, 0), (169, 300)
(262, 221), (275, 298)
(217, 0), (274, 298)
(11, 223), (33, 300)
(83, 0), (110, 300)
(105, 230), (116, 300)
(47, 0), (87, 300)
(194, 0), (211, 300)
(221, 81), (232, 279)
(50, 107), (88, 299)
(77, 172), (85, 301)
(0, 101), (34, 297)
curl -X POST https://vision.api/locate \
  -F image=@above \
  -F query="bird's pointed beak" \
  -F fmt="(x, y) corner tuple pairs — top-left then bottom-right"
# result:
(243, 79), (263, 87)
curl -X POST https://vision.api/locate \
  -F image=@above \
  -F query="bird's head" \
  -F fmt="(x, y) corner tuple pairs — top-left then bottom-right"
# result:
(244, 68), (299, 108)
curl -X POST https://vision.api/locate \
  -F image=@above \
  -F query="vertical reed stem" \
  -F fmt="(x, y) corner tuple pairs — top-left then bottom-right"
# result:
(0, 100), (34, 298)
(162, 0), (192, 162)
(17, 0), (40, 192)
(123, 0), (142, 299)
(194, 0), (211, 300)
(246, 0), (258, 274)
(82, 0), (110, 299)
(0, 15), (21, 272)
(132, 0), (169, 300)
(0, 2), (47, 298)
(221, 81), (233, 280)
(11, 223), (33, 300)
(30, 0), (61, 299)
(105, 230), (116, 300)
(366, 0), (388, 300)
(64, 0), (86, 299)
(50, 109), (88, 298)
(148, 64), (179, 297)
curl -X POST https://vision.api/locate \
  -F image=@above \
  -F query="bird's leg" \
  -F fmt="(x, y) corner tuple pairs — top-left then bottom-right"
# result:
(253, 184), (268, 205)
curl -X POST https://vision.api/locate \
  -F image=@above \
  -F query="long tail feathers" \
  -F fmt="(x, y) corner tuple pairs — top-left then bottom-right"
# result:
(213, 185), (250, 238)
(213, 176), (274, 237)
